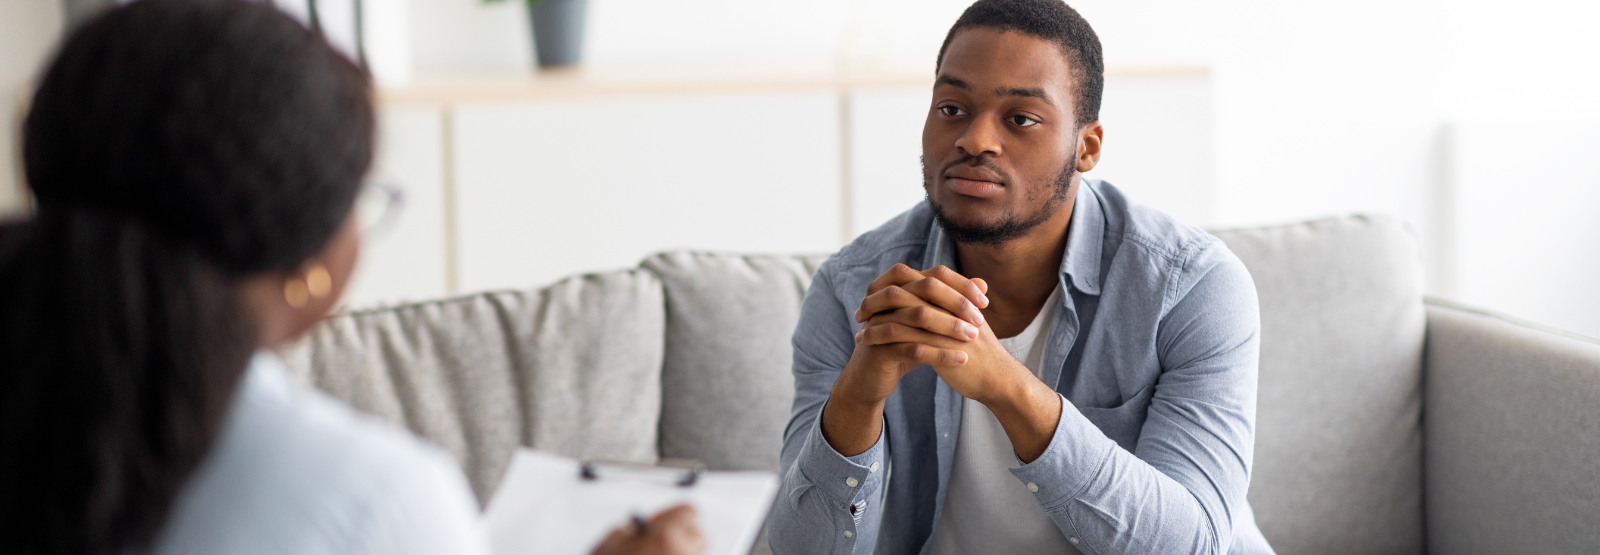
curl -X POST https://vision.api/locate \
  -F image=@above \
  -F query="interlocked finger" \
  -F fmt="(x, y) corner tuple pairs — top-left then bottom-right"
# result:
(866, 305), (979, 342)
(857, 320), (971, 349)
(919, 265), (989, 309)
(859, 264), (988, 327)
(856, 285), (929, 322)
(885, 341), (969, 367)
(864, 263), (927, 297)
(900, 275), (986, 328)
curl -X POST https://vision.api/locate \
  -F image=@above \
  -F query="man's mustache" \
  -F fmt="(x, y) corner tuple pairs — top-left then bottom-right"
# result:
(939, 154), (1012, 183)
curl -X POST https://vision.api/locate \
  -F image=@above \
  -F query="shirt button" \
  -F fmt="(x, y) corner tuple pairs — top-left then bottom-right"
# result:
(844, 530), (854, 538)
(1069, 536), (1080, 545)
(869, 462), (880, 473)
(846, 477), (859, 488)
(1026, 482), (1039, 493)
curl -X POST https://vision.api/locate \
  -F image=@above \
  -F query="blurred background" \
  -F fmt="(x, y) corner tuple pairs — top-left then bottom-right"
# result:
(3, 0), (1598, 338)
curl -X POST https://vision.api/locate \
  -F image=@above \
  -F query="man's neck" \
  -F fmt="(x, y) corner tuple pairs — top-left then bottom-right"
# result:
(954, 198), (1074, 339)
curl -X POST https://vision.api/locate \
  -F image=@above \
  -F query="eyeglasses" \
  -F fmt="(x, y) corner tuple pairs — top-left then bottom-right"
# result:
(356, 180), (406, 240)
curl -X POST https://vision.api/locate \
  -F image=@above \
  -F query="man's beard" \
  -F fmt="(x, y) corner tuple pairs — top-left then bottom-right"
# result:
(923, 155), (1077, 247)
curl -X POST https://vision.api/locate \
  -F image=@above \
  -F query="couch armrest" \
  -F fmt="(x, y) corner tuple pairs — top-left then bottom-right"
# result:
(1423, 301), (1600, 554)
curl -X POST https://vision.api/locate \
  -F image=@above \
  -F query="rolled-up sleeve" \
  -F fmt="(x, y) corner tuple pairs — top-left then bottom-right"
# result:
(769, 263), (890, 555)
(1009, 243), (1263, 555)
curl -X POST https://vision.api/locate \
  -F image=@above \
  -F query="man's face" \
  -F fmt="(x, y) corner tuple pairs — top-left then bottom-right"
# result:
(922, 27), (1083, 245)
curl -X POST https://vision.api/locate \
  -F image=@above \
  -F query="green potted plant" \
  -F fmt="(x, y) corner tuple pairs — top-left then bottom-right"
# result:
(485, 0), (588, 68)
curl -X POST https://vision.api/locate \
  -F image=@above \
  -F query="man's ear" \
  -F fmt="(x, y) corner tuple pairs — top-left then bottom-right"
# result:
(1076, 121), (1104, 173)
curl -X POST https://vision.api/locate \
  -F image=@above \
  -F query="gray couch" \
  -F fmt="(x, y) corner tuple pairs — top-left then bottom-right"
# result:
(283, 215), (1600, 554)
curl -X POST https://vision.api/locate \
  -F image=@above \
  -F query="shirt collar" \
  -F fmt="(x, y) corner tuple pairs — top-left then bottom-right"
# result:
(1062, 181), (1105, 295)
(245, 350), (295, 402)
(921, 180), (1105, 296)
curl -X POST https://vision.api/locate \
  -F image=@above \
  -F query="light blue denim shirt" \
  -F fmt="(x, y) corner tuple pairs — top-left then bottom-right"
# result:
(769, 180), (1275, 555)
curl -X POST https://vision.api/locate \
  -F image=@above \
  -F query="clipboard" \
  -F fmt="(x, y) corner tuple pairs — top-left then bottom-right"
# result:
(485, 449), (779, 555)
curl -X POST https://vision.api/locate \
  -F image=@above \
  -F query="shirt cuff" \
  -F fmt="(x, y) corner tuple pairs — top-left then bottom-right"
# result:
(1008, 393), (1117, 507)
(794, 401), (888, 505)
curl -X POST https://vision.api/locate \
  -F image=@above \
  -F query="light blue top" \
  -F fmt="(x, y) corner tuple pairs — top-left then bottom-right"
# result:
(153, 352), (489, 555)
(769, 180), (1275, 555)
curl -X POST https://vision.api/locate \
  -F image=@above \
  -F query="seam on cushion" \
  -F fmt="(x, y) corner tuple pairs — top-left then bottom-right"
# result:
(335, 268), (655, 317)
(1426, 298), (1600, 345)
(636, 250), (834, 282)
(1204, 213), (1391, 236)
(516, 289), (554, 448)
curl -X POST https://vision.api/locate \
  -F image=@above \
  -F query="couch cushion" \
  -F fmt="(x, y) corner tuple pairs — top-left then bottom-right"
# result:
(643, 251), (827, 472)
(1423, 302), (1600, 554)
(1210, 215), (1427, 555)
(282, 269), (665, 504)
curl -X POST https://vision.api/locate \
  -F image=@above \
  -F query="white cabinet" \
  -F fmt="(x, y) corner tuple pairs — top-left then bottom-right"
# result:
(343, 105), (451, 307)
(451, 90), (843, 291)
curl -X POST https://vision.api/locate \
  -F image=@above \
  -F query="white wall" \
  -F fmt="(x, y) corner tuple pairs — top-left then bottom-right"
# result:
(0, 0), (65, 216)
(1445, 120), (1600, 339)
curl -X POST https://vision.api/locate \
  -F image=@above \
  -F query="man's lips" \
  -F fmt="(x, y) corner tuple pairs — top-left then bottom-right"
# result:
(943, 166), (1006, 198)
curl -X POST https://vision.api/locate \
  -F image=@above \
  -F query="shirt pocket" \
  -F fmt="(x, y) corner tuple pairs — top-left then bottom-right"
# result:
(1074, 384), (1154, 453)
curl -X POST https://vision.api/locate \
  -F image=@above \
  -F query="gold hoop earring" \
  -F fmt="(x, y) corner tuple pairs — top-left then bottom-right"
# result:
(284, 264), (333, 309)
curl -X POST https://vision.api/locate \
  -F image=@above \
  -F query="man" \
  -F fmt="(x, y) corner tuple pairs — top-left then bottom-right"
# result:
(768, 1), (1274, 554)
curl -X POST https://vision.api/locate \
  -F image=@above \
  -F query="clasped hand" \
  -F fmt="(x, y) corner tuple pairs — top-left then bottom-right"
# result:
(822, 263), (1062, 462)
(842, 263), (1033, 409)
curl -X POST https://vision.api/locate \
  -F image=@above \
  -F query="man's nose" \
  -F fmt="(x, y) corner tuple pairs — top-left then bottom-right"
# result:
(954, 115), (1003, 158)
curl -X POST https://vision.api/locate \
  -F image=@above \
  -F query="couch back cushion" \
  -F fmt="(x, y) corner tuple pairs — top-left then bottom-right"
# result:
(644, 252), (827, 471)
(282, 269), (665, 504)
(1423, 303), (1600, 554)
(1211, 215), (1427, 555)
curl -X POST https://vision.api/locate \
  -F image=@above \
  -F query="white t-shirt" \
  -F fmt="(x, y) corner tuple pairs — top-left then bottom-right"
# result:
(929, 285), (1080, 555)
(153, 352), (489, 555)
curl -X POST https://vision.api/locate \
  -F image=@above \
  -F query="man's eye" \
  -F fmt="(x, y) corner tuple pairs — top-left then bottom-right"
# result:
(940, 106), (964, 116)
(1011, 115), (1039, 127)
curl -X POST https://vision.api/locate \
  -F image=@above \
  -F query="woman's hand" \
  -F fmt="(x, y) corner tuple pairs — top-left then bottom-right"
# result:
(590, 505), (706, 555)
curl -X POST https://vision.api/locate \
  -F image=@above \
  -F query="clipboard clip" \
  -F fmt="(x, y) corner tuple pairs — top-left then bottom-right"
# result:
(579, 458), (708, 487)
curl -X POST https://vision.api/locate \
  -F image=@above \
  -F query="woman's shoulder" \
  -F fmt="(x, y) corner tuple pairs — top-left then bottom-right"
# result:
(154, 353), (488, 555)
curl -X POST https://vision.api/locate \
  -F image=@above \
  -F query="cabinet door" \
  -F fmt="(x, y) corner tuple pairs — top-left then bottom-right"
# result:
(452, 91), (843, 291)
(343, 104), (450, 307)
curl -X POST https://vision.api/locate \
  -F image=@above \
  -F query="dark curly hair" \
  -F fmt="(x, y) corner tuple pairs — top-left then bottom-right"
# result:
(0, 0), (374, 553)
(936, 0), (1104, 126)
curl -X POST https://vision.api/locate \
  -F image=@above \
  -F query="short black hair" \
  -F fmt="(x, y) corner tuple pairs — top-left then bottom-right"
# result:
(936, 0), (1104, 126)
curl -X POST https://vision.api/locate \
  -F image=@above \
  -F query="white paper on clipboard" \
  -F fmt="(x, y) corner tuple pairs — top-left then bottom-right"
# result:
(485, 450), (779, 555)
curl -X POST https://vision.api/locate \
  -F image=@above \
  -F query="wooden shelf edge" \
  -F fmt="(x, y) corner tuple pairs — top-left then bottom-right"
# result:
(377, 64), (1209, 105)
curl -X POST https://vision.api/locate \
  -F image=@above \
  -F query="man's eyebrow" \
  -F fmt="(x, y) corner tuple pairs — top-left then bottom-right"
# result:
(935, 75), (1058, 106)
(996, 86), (1056, 106)
(935, 75), (971, 90)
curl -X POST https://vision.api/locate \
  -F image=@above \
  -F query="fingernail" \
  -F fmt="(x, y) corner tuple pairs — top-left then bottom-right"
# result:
(961, 323), (978, 340)
(972, 310), (987, 327)
(955, 352), (969, 365)
(978, 294), (990, 308)
(854, 310), (863, 321)
(854, 329), (864, 342)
